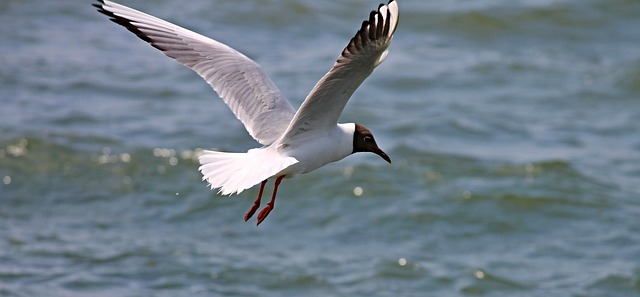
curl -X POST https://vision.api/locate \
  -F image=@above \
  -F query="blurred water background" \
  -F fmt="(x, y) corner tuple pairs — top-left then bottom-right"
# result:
(1, 0), (639, 296)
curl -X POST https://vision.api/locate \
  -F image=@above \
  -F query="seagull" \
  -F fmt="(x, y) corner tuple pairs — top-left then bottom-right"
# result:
(94, 0), (399, 225)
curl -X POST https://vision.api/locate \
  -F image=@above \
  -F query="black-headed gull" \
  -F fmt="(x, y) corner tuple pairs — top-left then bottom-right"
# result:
(95, 0), (398, 225)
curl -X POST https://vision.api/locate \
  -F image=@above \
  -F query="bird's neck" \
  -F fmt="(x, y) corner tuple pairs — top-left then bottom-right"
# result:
(332, 123), (357, 159)
(337, 122), (356, 138)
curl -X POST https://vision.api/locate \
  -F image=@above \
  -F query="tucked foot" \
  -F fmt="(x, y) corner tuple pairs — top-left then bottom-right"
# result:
(244, 202), (260, 221)
(244, 180), (267, 221)
(256, 203), (273, 225)
(255, 175), (284, 226)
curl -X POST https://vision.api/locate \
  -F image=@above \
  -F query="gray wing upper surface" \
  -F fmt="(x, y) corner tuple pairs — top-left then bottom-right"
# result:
(95, 0), (296, 145)
(279, 0), (399, 145)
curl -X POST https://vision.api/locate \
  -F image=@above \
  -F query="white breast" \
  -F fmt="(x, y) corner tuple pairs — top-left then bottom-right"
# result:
(276, 123), (355, 176)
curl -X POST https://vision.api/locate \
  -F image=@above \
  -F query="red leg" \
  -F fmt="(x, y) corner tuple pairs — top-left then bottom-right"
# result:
(257, 175), (285, 225)
(244, 180), (267, 221)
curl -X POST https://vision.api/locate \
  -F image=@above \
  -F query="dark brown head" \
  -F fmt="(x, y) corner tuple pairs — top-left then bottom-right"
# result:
(352, 124), (391, 163)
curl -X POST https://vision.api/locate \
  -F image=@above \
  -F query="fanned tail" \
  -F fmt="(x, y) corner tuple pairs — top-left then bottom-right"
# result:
(198, 148), (298, 195)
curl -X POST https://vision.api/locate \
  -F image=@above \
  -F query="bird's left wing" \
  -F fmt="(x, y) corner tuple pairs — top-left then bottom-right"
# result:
(94, 0), (297, 145)
(279, 0), (399, 144)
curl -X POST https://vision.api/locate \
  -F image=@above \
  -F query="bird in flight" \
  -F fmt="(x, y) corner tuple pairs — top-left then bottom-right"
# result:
(94, 0), (399, 225)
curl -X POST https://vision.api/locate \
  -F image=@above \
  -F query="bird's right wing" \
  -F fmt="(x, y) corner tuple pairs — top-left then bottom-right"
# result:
(278, 1), (398, 145)
(94, 0), (296, 145)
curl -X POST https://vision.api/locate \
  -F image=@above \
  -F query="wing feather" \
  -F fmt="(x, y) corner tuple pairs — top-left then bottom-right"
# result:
(94, 0), (296, 145)
(279, 0), (399, 144)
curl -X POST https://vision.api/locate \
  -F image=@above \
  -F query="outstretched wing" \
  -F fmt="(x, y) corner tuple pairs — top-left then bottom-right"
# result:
(279, 0), (399, 144)
(94, 0), (297, 145)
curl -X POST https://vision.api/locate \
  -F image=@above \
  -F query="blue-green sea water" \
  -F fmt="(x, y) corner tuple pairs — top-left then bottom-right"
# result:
(1, 0), (639, 296)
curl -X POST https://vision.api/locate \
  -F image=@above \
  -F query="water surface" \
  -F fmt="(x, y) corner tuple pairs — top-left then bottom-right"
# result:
(1, 0), (639, 296)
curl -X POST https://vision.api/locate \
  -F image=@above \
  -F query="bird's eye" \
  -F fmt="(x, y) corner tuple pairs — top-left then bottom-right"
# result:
(364, 136), (373, 142)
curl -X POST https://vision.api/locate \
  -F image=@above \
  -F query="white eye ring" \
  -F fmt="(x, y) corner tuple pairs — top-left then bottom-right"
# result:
(364, 136), (373, 142)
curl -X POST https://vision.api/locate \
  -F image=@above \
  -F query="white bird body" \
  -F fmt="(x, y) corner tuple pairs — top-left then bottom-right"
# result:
(277, 123), (357, 176)
(199, 123), (356, 195)
(95, 0), (399, 224)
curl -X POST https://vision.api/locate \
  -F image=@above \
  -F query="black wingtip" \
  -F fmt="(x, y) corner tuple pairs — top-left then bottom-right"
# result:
(93, 0), (156, 45)
(93, 0), (106, 9)
(337, 1), (396, 63)
(92, 1), (104, 10)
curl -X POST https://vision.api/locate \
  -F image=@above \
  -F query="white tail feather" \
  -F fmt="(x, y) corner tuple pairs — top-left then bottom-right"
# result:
(198, 148), (298, 195)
